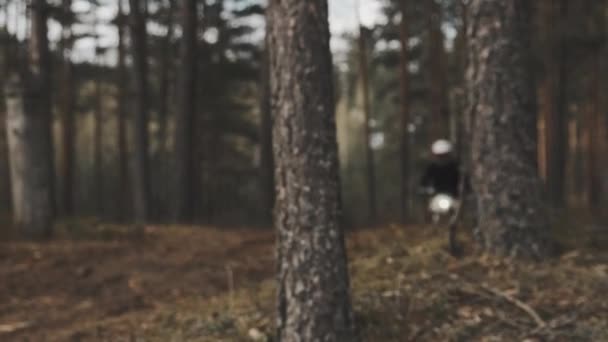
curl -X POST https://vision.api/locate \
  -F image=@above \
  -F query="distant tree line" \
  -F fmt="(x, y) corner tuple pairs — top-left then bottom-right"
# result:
(0, 0), (606, 238)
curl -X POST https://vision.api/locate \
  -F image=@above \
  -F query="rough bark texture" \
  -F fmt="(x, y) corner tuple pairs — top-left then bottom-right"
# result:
(129, 0), (150, 223)
(467, 0), (552, 259)
(5, 0), (54, 238)
(358, 27), (377, 224)
(398, 0), (410, 223)
(172, 0), (197, 222)
(117, 0), (129, 221)
(267, 0), (359, 340)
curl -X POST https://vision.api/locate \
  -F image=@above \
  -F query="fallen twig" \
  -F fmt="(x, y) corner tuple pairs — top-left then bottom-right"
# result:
(525, 312), (580, 339)
(479, 284), (547, 328)
(226, 264), (235, 314)
(0, 321), (32, 334)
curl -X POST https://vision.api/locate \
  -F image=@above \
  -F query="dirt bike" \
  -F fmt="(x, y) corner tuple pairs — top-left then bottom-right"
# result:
(420, 187), (459, 225)
(419, 187), (464, 257)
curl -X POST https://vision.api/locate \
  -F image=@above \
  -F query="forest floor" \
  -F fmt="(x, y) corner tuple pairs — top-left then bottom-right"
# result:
(1, 219), (608, 341)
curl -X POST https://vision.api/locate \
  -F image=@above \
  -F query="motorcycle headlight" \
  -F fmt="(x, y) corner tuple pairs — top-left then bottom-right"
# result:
(429, 194), (454, 213)
(438, 197), (452, 211)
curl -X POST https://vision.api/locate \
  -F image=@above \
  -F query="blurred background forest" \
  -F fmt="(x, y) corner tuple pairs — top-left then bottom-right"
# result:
(0, 0), (606, 227)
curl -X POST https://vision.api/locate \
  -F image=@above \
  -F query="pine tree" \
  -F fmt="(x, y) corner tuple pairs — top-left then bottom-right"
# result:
(172, 0), (197, 222)
(129, 0), (151, 223)
(467, 0), (553, 259)
(267, 0), (359, 339)
(4, 0), (54, 238)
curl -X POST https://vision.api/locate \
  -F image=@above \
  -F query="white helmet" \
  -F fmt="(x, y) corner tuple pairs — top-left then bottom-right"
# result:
(431, 139), (453, 155)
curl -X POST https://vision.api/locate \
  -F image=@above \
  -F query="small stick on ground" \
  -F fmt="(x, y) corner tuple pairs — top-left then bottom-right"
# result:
(226, 264), (235, 313)
(479, 284), (547, 328)
(525, 312), (580, 338)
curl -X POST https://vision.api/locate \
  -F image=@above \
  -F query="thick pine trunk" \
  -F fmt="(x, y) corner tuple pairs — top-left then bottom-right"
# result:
(5, 0), (54, 238)
(172, 0), (197, 222)
(129, 0), (150, 223)
(267, 0), (359, 340)
(398, 0), (410, 223)
(467, 0), (552, 259)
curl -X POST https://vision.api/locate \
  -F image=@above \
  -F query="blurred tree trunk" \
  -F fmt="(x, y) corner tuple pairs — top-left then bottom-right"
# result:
(158, 0), (175, 153)
(5, 0), (54, 238)
(59, 0), (75, 216)
(93, 10), (104, 217)
(172, 0), (197, 222)
(398, 0), (410, 223)
(116, 0), (129, 221)
(600, 14), (608, 208)
(0, 0), (12, 213)
(259, 32), (274, 224)
(536, 0), (552, 183)
(584, 0), (605, 212)
(267, 0), (359, 340)
(129, 0), (150, 223)
(428, 0), (449, 140)
(358, 26), (377, 224)
(585, 55), (601, 210)
(545, 0), (568, 206)
(467, 0), (552, 259)
(24, 0), (31, 39)
(1, 4), (8, 73)
(453, 0), (471, 170)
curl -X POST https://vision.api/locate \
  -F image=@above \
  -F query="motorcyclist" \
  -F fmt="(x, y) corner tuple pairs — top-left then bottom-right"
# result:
(420, 139), (460, 198)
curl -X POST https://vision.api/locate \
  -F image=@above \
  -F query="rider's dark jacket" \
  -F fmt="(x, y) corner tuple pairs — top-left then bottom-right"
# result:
(421, 158), (460, 197)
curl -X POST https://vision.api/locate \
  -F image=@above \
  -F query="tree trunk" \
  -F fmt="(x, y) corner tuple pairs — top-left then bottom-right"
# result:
(117, 0), (129, 221)
(545, 0), (568, 206)
(467, 0), (552, 259)
(398, 0), (410, 223)
(158, 0), (175, 153)
(585, 59), (600, 209)
(5, 0), (54, 238)
(358, 26), (377, 224)
(428, 0), (449, 140)
(259, 33), (274, 224)
(536, 0), (551, 183)
(129, 0), (150, 223)
(172, 0), (197, 222)
(59, 0), (75, 216)
(267, 1), (359, 340)
(584, 0), (605, 212)
(93, 13), (104, 217)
